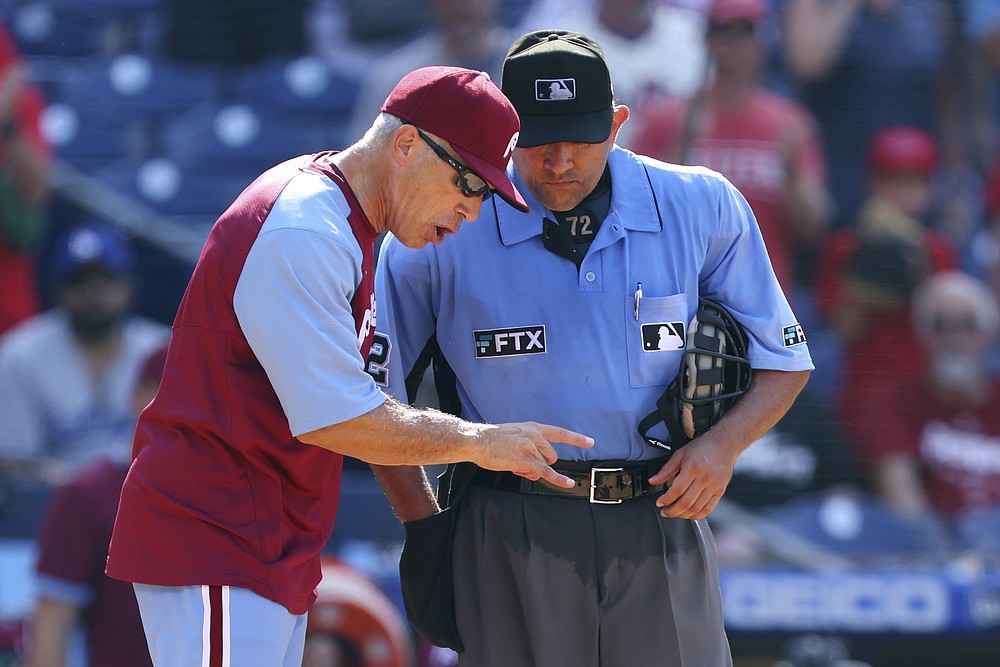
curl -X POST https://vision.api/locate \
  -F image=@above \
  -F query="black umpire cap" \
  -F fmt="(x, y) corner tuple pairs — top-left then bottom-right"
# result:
(500, 30), (615, 148)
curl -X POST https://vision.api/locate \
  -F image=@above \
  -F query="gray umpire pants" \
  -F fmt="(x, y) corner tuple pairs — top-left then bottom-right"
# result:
(452, 484), (733, 667)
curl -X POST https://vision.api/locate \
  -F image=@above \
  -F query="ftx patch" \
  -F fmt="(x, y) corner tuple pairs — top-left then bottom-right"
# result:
(474, 326), (546, 358)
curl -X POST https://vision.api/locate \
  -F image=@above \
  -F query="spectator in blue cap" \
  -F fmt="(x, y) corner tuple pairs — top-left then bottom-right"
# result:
(0, 222), (169, 485)
(51, 222), (134, 281)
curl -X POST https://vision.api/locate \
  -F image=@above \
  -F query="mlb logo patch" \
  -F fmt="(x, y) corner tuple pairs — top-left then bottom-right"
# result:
(535, 79), (576, 101)
(641, 322), (686, 352)
(782, 323), (807, 347)
(474, 325), (546, 358)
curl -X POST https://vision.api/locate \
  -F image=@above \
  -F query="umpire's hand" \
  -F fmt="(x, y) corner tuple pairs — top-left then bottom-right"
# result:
(650, 433), (735, 520)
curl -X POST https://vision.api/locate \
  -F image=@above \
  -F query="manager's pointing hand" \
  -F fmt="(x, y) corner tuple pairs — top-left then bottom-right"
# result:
(473, 421), (594, 488)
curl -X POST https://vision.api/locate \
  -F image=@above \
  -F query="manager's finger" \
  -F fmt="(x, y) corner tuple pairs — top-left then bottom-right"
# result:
(535, 464), (577, 489)
(535, 424), (594, 449)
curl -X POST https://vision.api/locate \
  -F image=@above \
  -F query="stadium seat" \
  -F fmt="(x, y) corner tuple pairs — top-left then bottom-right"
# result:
(7, 0), (110, 56)
(325, 469), (405, 552)
(58, 53), (223, 124)
(158, 101), (329, 175)
(93, 155), (254, 218)
(40, 101), (131, 167)
(0, 477), (53, 539)
(235, 55), (360, 118)
(758, 492), (954, 566)
(7, 0), (160, 56)
(233, 55), (361, 148)
(47, 54), (225, 168)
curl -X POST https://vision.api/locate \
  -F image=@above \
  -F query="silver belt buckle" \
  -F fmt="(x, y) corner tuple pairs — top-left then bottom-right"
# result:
(590, 467), (624, 504)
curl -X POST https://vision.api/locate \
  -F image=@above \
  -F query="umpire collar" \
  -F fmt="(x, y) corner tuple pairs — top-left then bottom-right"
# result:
(495, 146), (662, 246)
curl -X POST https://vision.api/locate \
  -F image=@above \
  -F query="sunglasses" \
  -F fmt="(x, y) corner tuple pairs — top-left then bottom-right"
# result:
(414, 128), (495, 200)
(707, 20), (757, 37)
(930, 314), (979, 334)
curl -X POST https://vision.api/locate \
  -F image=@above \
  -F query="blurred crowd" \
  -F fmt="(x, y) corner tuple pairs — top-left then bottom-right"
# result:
(3, 0), (1000, 666)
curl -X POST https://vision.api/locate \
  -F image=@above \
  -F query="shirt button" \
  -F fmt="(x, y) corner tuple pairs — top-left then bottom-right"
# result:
(585, 271), (596, 282)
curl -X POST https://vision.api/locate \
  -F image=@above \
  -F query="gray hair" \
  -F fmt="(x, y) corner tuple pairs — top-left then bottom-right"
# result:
(357, 113), (405, 149)
(912, 271), (1000, 339)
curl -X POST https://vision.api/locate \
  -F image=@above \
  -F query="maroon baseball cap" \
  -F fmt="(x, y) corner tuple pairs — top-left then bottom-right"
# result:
(382, 66), (528, 212)
(868, 126), (938, 175)
(709, 0), (765, 23)
(986, 153), (1000, 215)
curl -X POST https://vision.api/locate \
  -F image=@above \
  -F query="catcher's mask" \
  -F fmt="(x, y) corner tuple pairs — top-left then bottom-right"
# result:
(638, 298), (752, 452)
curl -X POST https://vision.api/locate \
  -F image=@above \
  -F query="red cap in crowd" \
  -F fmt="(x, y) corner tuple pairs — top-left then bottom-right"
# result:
(709, 0), (766, 23)
(383, 66), (528, 212)
(985, 152), (1000, 215)
(868, 126), (938, 176)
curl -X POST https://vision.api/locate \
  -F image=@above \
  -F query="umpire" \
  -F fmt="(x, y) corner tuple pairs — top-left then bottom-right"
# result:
(375, 32), (813, 665)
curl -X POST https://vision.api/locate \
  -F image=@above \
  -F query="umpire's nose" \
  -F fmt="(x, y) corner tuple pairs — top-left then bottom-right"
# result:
(541, 142), (576, 174)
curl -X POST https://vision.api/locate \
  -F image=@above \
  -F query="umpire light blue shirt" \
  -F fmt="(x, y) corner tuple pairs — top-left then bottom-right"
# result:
(374, 146), (814, 461)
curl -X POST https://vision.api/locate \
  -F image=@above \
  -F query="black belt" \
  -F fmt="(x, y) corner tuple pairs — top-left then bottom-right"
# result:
(471, 459), (668, 504)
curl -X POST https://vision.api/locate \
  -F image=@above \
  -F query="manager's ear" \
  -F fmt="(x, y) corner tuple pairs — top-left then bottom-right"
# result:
(391, 124), (421, 166)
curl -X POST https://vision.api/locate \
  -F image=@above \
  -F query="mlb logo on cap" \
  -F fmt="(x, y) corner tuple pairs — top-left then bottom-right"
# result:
(535, 79), (576, 101)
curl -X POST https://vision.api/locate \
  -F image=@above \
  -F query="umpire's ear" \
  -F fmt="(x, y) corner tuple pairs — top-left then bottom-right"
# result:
(608, 105), (630, 144)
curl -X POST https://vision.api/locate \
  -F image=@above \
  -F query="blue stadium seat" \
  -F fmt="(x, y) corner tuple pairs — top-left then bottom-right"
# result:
(0, 477), (53, 539)
(93, 155), (254, 218)
(324, 470), (404, 552)
(759, 492), (954, 566)
(58, 53), (223, 124)
(234, 55), (360, 117)
(7, 0), (159, 57)
(46, 54), (224, 168)
(8, 0), (111, 56)
(40, 101), (131, 167)
(233, 55), (360, 149)
(158, 101), (328, 175)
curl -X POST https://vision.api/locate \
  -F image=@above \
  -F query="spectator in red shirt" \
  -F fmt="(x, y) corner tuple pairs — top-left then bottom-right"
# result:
(813, 126), (958, 461)
(0, 20), (52, 336)
(866, 271), (1000, 520)
(631, 0), (831, 297)
(24, 345), (166, 667)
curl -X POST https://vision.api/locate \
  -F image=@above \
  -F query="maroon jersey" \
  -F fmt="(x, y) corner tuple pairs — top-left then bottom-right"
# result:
(868, 378), (1000, 517)
(36, 458), (152, 667)
(107, 153), (378, 614)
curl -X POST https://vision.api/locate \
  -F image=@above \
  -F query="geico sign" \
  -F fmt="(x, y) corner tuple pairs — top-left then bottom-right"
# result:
(722, 572), (950, 633)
